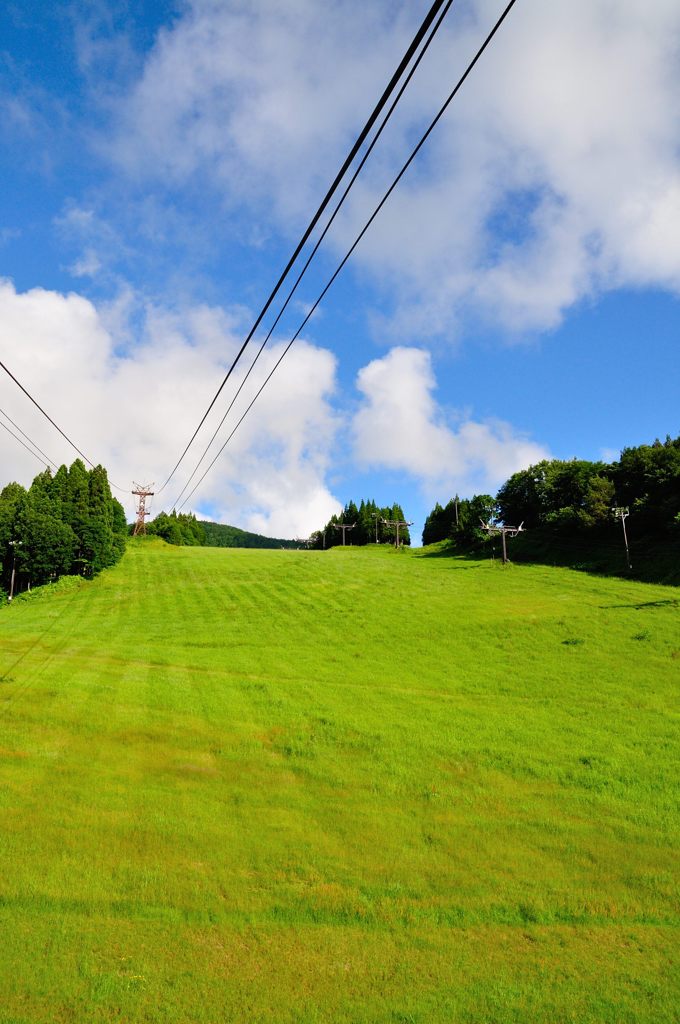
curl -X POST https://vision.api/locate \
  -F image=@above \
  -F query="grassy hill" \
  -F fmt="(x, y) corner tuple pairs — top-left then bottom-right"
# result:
(0, 539), (678, 1023)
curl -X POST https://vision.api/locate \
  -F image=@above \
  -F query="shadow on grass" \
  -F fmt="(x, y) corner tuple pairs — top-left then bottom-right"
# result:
(418, 531), (680, 587)
(601, 598), (679, 610)
(416, 543), (489, 565)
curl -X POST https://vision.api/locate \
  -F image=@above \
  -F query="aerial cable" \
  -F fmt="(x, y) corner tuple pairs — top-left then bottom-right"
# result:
(0, 405), (58, 468)
(0, 358), (127, 493)
(170, 0), (456, 509)
(0, 358), (92, 465)
(0, 416), (52, 470)
(157, 0), (449, 494)
(175, 0), (519, 512)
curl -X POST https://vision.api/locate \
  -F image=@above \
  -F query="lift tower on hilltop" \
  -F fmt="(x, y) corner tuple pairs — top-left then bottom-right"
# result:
(132, 483), (154, 536)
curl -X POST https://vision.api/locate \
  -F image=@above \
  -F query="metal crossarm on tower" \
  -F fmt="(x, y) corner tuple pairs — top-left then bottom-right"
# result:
(332, 523), (356, 546)
(132, 483), (154, 536)
(381, 518), (413, 548)
(480, 520), (524, 564)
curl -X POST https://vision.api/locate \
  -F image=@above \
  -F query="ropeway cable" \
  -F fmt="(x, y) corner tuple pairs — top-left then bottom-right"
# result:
(169, 0), (456, 509)
(0, 405), (58, 468)
(175, 0), (520, 512)
(0, 358), (128, 493)
(157, 0), (449, 494)
(0, 416), (52, 469)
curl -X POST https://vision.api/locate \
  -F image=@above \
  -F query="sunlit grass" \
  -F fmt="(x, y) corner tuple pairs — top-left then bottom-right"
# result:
(0, 538), (678, 1022)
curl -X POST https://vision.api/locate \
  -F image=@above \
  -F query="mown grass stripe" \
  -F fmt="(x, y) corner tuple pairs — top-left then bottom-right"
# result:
(0, 538), (677, 1023)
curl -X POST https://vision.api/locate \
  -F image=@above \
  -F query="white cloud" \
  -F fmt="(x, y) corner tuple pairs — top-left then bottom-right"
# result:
(344, 0), (680, 334)
(0, 227), (21, 248)
(352, 347), (548, 495)
(0, 284), (551, 534)
(0, 278), (341, 537)
(103, 0), (680, 334)
(55, 204), (131, 285)
(69, 249), (103, 278)
(105, 0), (414, 223)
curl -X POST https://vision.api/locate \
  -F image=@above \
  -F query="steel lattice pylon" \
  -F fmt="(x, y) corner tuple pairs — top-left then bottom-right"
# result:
(132, 483), (154, 536)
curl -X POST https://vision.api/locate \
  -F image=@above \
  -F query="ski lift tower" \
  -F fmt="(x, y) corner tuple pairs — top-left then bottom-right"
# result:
(611, 506), (632, 570)
(480, 520), (525, 565)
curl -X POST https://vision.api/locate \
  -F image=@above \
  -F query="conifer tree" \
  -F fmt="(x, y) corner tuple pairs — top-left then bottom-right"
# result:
(422, 502), (447, 545)
(312, 499), (410, 549)
(111, 498), (128, 559)
(83, 465), (115, 572)
(65, 459), (90, 570)
(49, 465), (70, 521)
(29, 468), (56, 517)
(0, 461), (126, 596)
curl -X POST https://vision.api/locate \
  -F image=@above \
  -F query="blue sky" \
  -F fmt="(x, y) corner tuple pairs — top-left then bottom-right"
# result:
(1, 0), (678, 542)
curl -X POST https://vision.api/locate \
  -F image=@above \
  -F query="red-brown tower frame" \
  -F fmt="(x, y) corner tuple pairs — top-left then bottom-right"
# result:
(132, 483), (154, 536)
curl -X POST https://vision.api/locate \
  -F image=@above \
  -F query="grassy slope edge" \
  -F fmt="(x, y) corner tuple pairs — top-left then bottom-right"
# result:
(0, 539), (677, 1023)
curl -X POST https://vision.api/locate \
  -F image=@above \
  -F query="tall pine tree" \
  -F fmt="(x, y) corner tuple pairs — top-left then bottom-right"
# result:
(83, 465), (115, 573)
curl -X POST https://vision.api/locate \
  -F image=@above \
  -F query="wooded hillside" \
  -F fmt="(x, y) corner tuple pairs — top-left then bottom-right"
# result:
(423, 434), (680, 583)
(144, 510), (299, 549)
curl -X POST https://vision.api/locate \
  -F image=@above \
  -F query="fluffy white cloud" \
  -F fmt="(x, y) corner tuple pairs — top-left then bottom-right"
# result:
(352, 347), (548, 495)
(104, 0), (680, 334)
(104, 0), (413, 222)
(1, 283), (551, 536)
(0, 279), (341, 537)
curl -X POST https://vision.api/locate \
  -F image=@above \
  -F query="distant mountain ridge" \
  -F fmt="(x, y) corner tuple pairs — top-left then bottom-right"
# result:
(199, 520), (299, 550)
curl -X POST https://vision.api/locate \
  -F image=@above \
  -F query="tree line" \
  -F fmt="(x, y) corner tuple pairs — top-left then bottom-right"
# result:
(144, 512), (300, 549)
(146, 502), (411, 551)
(309, 499), (411, 549)
(200, 521), (299, 549)
(145, 510), (205, 546)
(423, 434), (680, 547)
(0, 460), (127, 597)
(422, 494), (496, 547)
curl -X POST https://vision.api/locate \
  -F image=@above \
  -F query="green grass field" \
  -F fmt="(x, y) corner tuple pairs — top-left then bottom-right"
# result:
(0, 539), (678, 1023)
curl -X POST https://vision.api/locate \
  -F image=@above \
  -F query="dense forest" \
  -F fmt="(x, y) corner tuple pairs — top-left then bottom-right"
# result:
(145, 511), (299, 549)
(145, 510), (205, 547)
(200, 521), (299, 549)
(422, 494), (496, 547)
(423, 435), (680, 582)
(495, 436), (680, 534)
(0, 460), (127, 598)
(310, 500), (411, 549)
